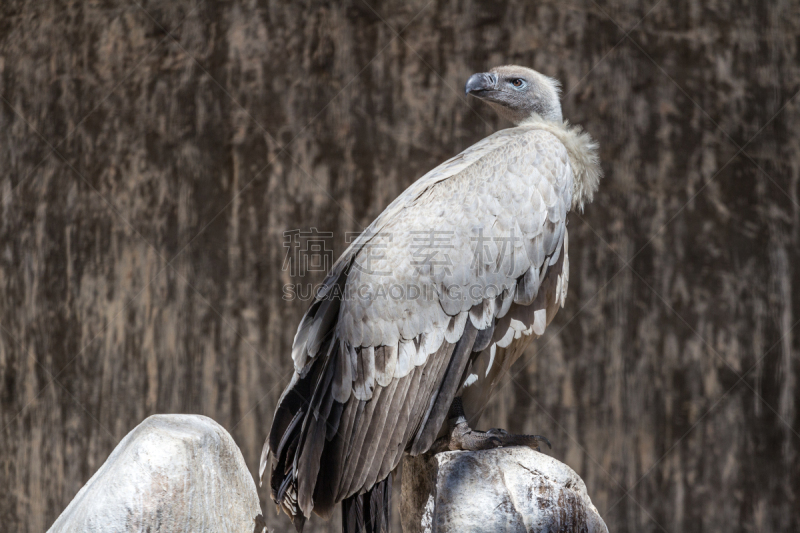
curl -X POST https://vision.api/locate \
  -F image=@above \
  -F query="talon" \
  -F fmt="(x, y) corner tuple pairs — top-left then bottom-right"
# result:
(439, 397), (553, 454)
(518, 434), (551, 451)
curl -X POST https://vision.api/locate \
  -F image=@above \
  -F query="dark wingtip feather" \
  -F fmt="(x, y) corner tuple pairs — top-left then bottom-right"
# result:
(341, 476), (392, 533)
(292, 512), (307, 532)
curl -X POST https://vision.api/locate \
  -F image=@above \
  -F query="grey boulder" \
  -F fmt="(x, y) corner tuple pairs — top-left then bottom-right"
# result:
(48, 414), (264, 533)
(401, 447), (607, 533)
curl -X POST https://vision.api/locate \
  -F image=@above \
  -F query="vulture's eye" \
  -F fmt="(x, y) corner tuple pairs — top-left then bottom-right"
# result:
(511, 79), (526, 89)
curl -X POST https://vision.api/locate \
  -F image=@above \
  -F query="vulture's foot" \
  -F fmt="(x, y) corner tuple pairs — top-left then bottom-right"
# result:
(431, 397), (551, 454)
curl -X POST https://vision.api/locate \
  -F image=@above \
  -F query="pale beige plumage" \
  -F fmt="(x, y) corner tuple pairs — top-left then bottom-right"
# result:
(263, 65), (602, 532)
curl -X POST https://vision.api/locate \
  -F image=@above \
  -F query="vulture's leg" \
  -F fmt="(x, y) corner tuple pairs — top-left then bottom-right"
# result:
(430, 397), (551, 453)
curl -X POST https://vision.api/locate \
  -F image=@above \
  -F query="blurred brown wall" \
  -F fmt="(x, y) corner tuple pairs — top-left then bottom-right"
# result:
(1, 1), (798, 531)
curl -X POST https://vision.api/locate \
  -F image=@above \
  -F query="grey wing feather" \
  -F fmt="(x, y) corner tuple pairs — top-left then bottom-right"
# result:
(472, 319), (495, 352)
(515, 265), (540, 306)
(410, 322), (478, 454)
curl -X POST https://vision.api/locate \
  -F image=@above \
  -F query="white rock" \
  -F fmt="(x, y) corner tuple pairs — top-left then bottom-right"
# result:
(401, 447), (608, 533)
(48, 414), (265, 533)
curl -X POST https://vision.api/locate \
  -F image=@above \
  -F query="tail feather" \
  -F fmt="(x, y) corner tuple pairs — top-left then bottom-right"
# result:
(341, 475), (392, 533)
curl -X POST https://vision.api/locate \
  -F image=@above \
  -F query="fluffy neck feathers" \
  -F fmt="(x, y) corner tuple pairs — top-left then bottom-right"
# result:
(518, 115), (603, 212)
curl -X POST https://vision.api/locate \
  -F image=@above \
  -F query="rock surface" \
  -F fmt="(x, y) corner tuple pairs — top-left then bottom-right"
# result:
(47, 415), (264, 533)
(401, 448), (607, 533)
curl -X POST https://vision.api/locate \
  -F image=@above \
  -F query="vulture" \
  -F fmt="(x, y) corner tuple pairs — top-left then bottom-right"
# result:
(260, 65), (602, 532)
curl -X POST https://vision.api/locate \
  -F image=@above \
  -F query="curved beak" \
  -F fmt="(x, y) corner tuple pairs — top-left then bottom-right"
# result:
(465, 72), (497, 97)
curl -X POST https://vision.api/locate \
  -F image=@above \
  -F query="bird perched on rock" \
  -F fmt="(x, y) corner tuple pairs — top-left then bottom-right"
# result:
(261, 65), (602, 533)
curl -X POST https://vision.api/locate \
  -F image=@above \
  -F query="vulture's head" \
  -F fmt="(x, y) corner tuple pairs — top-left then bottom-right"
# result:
(465, 65), (562, 125)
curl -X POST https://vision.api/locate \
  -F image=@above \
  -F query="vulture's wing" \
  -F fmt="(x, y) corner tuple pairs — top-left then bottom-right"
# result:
(264, 123), (587, 521)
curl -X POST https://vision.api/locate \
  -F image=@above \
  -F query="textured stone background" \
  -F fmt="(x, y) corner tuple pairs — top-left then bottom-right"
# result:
(1, 1), (798, 532)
